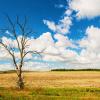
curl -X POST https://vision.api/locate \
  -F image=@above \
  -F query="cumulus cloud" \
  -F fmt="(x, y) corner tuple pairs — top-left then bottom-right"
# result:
(43, 20), (56, 32)
(40, 0), (100, 69)
(42, 1), (78, 64)
(54, 34), (73, 47)
(78, 26), (100, 64)
(0, 61), (50, 71)
(1, 26), (100, 70)
(69, 0), (100, 19)
(1, 0), (100, 70)
(80, 26), (100, 52)
(0, 30), (79, 70)
(43, 9), (72, 35)
(65, 9), (72, 16)
(44, 45), (59, 55)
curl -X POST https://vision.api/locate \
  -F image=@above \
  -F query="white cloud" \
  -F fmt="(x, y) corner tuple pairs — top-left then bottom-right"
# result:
(80, 26), (100, 52)
(43, 10), (72, 35)
(44, 45), (60, 55)
(1, 0), (100, 70)
(57, 16), (72, 34)
(43, 20), (56, 32)
(0, 63), (14, 71)
(24, 61), (50, 71)
(2, 27), (100, 70)
(59, 48), (77, 59)
(43, 55), (64, 61)
(0, 61), (50, 71)
(78, 26), (100, 64)
(28, 32), (55, 52)
(0, 47), (8, 58)
(70, 0), (100, 19)
(0, 31), (79, 70)
(65, 9), (72, 16)
(54, 34), (72, 47)
(41, 2), (76, 64)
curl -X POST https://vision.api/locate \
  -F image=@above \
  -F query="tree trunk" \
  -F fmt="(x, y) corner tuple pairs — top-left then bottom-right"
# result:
(17, 65), (24, 89)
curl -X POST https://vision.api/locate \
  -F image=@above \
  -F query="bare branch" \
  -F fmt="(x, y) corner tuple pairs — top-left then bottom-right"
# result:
(23, 51), (42, 59)
(0, 41), (13, 56)
(6, 14), (15, 29)
(17, 16), (25, 34)
(5, 15), (22, 54)
(0, 41), (18, 70)
(1, 15), (38, 89)
(23, 16), (27, 28)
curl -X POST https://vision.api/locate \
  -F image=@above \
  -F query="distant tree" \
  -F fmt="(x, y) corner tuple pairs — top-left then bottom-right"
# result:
(0, 15), (41, 89)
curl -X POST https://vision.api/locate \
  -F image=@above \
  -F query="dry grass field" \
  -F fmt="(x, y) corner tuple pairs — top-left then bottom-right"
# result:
(0, 71), (100, 88)
(0, 71), (100, 100)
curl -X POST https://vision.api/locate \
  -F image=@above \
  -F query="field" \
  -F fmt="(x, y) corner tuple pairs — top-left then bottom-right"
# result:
(0, 71), (100, 100)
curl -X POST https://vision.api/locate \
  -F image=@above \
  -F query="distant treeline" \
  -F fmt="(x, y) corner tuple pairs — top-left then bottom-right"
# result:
(0, 70), (33, 74)
(0, 69), (100, 74)
(51, 69), (100, 71)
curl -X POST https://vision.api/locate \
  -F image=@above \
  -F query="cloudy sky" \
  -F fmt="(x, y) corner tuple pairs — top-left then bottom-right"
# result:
(0, 0), (100, 71)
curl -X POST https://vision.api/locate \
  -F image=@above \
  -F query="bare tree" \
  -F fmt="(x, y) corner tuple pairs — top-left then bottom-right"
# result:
(0, 15), (41, 89)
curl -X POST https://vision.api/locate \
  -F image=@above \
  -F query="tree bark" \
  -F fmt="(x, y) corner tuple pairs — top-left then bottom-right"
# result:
(17, 65), (24, 89)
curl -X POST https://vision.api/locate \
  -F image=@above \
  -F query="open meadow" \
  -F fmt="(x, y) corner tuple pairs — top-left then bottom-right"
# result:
(0, 71), (100, 100)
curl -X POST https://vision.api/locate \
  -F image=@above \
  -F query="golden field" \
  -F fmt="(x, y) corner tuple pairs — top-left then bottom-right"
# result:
(0, 71), (100, 88)
(0, 71), (100, 100)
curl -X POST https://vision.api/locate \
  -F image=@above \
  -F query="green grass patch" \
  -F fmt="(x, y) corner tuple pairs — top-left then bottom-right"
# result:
(0, 87), (100, 100)
(30, 87), (100, 100)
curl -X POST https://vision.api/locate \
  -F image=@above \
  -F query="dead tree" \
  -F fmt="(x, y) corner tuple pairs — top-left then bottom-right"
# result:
(0, 15), (41, 89)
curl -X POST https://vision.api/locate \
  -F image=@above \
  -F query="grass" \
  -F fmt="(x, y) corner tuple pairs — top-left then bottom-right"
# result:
(0, 71), (100, 100)
(0, 87), (100, 100)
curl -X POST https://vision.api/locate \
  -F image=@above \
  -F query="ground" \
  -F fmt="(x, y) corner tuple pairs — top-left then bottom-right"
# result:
(0, 71), (100, 100)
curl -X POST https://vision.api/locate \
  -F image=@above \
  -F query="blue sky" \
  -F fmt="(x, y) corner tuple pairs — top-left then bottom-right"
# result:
(0, 0), (66, 37)
(0, 0), (100, 70)
(0, 0), (99, 39)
